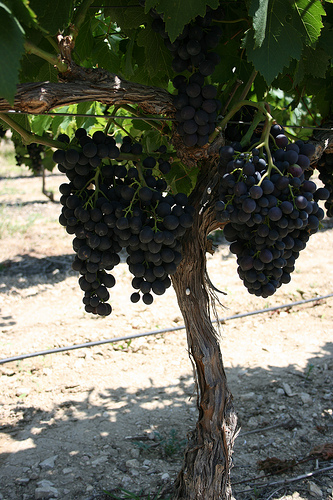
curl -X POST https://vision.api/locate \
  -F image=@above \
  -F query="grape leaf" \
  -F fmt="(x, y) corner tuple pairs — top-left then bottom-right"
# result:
(2, 113), (31, 142)
(28, 0), (73, 34)
(166, 162), (199, 196)
(146, 0), (220, 42)
(249, 0), (270, 48)
(292, 0), (325, 46)
(74, 18), (94, 63)
(301, 46), (331, 79)
(30, 114), (53, 136)
(92, 39), (121, 74)
(244, 0), (303, 85)
(105, 0), (149, 32)
(136, 23), (173, 81)
(318, 22), (333, 57)
(3, 0), (36, 27)
(0, 3), (25, 105)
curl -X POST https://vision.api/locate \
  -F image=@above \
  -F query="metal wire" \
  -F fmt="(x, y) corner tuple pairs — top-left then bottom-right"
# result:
(3, 111), (333, 131)
(0, 293), (332, 365)
(4, 110), (174, 121)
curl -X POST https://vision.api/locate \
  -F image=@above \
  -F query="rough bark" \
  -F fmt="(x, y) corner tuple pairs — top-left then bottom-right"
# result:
(0, 76), (174, 116)
(171, 163), (238, 500)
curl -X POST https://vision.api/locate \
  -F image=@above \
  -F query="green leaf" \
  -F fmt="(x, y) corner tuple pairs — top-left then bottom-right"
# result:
(74, 18), (94, 63)
(28, 0), (73, 34)
(105, 0), (149, 32)
(122, 38), (135, 77)
(165, 162), (199, 197)
(249, 0), (270, 48)
(136, 24), (173, 81)
(317, 21), (333, 57)
(30, 114), (53, 136)
(92, 39), (121, 74)
(3, 0), (36, 28)
(149, 0), (220, 42)
(244, 0), (303, 85)
(301, 46), (331, 79)
(2, 113), (31, 142)
(37, 61), (58, 82)
(292, 0), (326, 46)
(0, 3), (25, 105)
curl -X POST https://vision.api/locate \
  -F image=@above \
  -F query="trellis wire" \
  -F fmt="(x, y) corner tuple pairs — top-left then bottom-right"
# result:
(0, 293), (332, 365)
(3, 111), (333, 131)
(4, 110), (174, 121)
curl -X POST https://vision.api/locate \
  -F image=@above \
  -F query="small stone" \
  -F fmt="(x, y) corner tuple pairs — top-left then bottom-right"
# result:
(126, 459), (139, 469)
(130, 468), (139, 476)
(86, 485), (94, 492)
(247, 417), (258, 427)
(16, 478), (30, 484)
(276, 388), (285, 395)
(121, 474), (131, 486)
(35, 480), (58, 499)
(16, 387), (31, 397)
(62, 468), (73, 474)
(308, 481), (322, 497)
(161, 473), (170, 481)
(39, 456), (58, 469)
(143, 459), (152, 466)
(300, 392), (312, 404)
(241, 392), (255, 400)
(91, 456), (108, 466)
(282, 382), (296, 397)
(130, 448), (140, 459)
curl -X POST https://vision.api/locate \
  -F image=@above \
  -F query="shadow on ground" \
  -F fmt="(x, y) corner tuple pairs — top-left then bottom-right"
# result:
(0, 341), (332, 499)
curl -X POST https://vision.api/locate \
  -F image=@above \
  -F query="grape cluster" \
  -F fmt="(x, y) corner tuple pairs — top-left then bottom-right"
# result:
(53, 129), (194, 315)
(316, 152), (333, 217)
(15, 142), (45, 174)
(146, 4), (223, 147)
(216, 126), (328, 297)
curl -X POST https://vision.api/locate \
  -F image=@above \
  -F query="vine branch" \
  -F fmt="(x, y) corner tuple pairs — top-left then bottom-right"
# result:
(0, 113), (67, 148)
(24, 40), (68, 72)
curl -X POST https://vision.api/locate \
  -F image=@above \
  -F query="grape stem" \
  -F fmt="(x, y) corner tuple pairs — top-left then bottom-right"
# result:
(216, 100), (266, 135)
(71, 0), (96, 40)
(24, 40), (68, 72)
(256, 109), (283, 182)
(240, 110), (265, 148)
(0, 113), (67, 148)
(215, 18), (249, 24)
(238, 69), (258, 102)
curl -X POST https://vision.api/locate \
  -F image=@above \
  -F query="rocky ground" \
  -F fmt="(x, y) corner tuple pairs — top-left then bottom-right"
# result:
(0, 139), (332, 500)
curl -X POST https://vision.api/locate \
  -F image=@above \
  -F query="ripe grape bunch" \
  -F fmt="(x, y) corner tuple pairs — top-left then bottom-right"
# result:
(15, 142), (45, 175)
(53, 129), (194, 316)
(143, 2), (223, 148)
(216, 124), (329, 298)
(316, 151), (333, 218)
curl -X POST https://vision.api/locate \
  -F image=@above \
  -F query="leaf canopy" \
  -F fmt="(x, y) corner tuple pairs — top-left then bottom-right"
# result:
(0, 0), (331, 194)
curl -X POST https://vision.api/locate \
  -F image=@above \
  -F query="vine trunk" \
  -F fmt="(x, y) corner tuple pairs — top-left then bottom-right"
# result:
(171, 168), (238, 500)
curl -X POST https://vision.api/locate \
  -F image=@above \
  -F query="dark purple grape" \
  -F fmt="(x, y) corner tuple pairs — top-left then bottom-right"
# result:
(275, 134), (288, 148)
